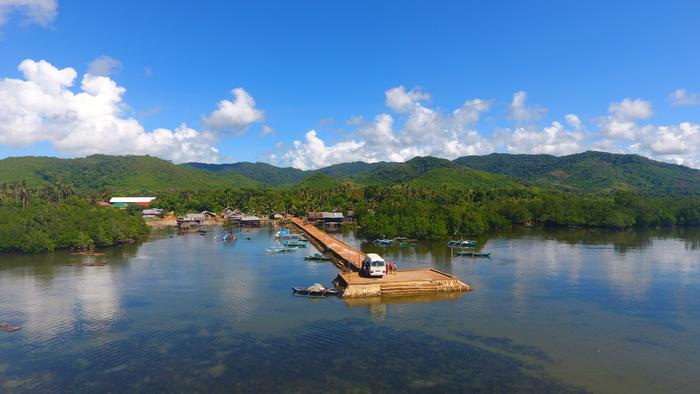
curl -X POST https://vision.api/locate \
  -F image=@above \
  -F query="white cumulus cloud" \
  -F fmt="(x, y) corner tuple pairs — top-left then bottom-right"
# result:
(565, 114), (582, 130)
(385, 85), (430, 113)
(282, 87), (493, 169)
(507, 91), (547, 123)
(599, 98), (653, 139)
(504, 121), (584, 155)
(88, 55), (122, 77)
(0, 0), (56, 27)
(203, 87), (264, 133)
(668, 88), (700, 107)
(0, 59), (220, 163)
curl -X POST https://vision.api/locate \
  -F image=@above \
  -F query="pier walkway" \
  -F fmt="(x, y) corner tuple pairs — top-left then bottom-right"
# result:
(290, 217), (364, 270)
(290, 217), (471, 298)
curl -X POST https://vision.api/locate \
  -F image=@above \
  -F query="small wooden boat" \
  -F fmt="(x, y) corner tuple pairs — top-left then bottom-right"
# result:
(283, 239), (307, 248)
(291, 283), (339, 297)
(457, 251), (491, 258)
(304, 253), (331, 261)
(399, 242), (417, 247)
(448, 240), (478, 248)
(373, 239), (393, 246)
(266, 246), (296, 254)
(275, 230), (304, 239)
(0, 323), (22, 333)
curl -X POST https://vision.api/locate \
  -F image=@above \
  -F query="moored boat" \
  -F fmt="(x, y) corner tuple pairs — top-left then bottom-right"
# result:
(275, 229), (304, 240)
(283, 239), (307, 248)
(291, 283), (339, 297)
(448, 240), (478, 248)
(456, 250), (491, 257)
(373, 239), (393, 246)
(304, 253), (332, 261)
(266, 246), (296, 254)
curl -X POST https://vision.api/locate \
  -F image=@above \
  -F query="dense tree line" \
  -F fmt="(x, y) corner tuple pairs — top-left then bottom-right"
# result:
(0, 182), (149, 253)
(150, 184), (700, 240)
(2, 178), (699, 254)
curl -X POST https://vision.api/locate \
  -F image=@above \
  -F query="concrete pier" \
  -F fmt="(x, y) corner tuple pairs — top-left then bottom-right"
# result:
(291, 218), (471, 298)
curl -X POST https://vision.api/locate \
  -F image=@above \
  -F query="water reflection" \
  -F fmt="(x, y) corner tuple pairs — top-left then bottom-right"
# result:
(0, 225), (698, 393)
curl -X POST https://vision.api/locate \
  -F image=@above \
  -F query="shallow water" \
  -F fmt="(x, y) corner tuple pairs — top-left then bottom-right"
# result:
(1, 226), (699, 393)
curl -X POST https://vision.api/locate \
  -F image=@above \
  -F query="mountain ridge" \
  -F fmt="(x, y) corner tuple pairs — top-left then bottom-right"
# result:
(1, 151), (699, 195)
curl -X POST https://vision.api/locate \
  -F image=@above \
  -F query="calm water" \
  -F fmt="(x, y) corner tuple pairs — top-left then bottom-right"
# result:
(1, 226), (699, 393)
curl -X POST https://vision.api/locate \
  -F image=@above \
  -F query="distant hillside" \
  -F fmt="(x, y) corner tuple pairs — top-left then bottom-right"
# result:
(2, 151), (698, 195)
(352, 157), (457, 184)
(408, 167), (525, 189)
(316, 161), (381, 178)
(185, 162), (306, 186)
(0, 155), (259, 194)
(454, 151), (700, 194)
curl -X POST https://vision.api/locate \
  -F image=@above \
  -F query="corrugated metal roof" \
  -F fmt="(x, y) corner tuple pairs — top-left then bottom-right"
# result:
(321, 212), (344, 219)
(110, 197), (156, 203)
(241, 215), (261, 221)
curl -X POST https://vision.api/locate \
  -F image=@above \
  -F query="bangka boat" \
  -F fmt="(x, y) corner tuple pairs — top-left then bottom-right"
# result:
(291, 283), (339, 297)
(266, 246), (296, 254)
(373, 239), (393, 246)
(456, 250), (491, 258)
(275, 229), (304, 239)
(399, 241), (417, 247)
(304, 253), (332, 261)
(283, 239), (307, 248)
(448, 240), (478, 248)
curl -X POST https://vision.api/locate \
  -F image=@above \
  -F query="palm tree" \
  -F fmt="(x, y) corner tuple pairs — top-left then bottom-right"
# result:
(15, 181), (30, 208)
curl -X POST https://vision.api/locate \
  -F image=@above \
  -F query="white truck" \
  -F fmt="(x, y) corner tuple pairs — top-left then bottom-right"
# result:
(361, 253), (386, 277)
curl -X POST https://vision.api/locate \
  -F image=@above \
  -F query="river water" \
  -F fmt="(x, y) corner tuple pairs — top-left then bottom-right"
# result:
(1, 226), (699, 393)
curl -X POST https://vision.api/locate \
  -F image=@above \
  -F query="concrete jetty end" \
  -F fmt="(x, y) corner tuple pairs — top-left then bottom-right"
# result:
(291, 217), (471, 298)
(333, 269), (471, 298)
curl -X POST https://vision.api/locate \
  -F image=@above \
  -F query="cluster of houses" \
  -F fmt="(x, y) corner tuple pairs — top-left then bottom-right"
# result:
(103, 197), (353, 229)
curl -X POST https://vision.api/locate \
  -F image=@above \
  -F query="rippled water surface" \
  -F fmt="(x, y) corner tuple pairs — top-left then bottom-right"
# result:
(1, 226), (699, 393)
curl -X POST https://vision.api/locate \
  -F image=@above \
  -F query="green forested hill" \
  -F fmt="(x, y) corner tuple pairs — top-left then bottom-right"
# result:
(454, 151), (700, 194)
(0, 155), (259, 194)
(2, 151), (699, 195)
(185, 162), (307, 186)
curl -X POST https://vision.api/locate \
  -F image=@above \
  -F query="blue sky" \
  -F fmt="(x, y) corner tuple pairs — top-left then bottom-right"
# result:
(1, 1), (699, 168)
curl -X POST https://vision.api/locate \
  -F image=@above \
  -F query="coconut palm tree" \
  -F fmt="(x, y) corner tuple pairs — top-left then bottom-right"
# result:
(15, 181), (30, 208)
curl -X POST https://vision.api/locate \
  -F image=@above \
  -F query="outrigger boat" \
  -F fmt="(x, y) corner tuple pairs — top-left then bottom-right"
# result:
(448, 240), (478, 248)
(266, 246), (296, 254)
(274, 229), (304, 240)
(304, 253), (332, 261)
(457, 250), (491, 258)
(283, 239), (307, 248)
(373, 239), (393, 246)
(291, 283), (339, 297)
(399, 240), (417, 247)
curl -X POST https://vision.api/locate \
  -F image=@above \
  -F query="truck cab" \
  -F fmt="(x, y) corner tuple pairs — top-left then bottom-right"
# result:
(361, 253), (386, 278)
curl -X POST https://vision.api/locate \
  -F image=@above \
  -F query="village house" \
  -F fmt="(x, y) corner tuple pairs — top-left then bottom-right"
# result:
(308, 211), (344, 224)
(177, 213), (206, 230)
(240, 215), (263, 226)
(201, 210), (217, 220)
(142, 208), (164, 218)
(222, 207), (242, 221)
(270, 211), (286, 220)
